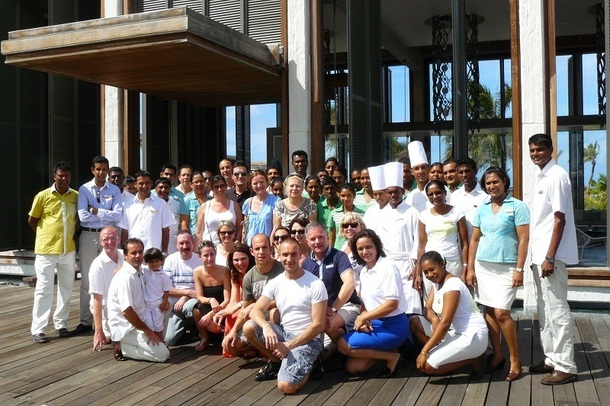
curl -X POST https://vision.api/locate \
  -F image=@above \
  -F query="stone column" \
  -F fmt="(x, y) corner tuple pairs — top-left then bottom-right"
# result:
(287, 1), (311, 160)
(517, 0), (553, 312)
(101, 0), (124, 168)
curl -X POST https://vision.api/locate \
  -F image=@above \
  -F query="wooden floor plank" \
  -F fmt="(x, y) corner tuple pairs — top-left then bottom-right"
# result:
(576, 317), (610, 405)
(1, 283), (609, 406)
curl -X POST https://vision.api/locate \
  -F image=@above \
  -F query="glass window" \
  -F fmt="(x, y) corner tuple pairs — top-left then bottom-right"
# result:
(388, 65), (410, 123)
(582, 53), (600, 116)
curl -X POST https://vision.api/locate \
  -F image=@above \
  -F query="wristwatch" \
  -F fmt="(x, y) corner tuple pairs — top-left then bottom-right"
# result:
(545, 256), (555, 263)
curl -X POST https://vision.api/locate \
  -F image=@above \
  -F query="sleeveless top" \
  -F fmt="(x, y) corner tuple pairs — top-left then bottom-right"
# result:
(202, 200), (237, 246)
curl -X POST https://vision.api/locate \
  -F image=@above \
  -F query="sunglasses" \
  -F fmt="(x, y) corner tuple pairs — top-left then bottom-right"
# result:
(290, 229), (305, 235)
(341, 222), (360, 229)
(219, 230), (234, 236)
(233, 172), (248, 177)
(273, 235), (289, 241)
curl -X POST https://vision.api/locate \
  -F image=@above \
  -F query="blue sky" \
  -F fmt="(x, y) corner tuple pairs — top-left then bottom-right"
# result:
(227, 55), (606, 185)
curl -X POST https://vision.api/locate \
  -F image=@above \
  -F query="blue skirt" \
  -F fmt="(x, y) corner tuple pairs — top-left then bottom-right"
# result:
(344, 313), (409, 351)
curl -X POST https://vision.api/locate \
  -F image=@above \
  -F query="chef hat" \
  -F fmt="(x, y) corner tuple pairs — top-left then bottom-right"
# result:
(383, 162), (403, 189)
(408, 141), (428, 166)
(367, 165), (386, 191)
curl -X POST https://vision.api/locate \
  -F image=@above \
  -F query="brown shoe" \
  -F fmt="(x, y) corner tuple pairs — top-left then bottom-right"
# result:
(541, 370), (578, 385)
(529, 361), (554, 374)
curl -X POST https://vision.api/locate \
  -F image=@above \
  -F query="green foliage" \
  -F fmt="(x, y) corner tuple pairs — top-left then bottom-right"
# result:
(584, 173), (607, 210)
(442, 83), (512, 170)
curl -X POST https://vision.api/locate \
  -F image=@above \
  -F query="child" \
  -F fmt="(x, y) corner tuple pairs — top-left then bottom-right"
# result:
(143, 248), (172, 341)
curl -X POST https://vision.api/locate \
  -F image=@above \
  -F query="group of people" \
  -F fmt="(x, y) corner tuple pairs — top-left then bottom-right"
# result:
(27, 133), (579, 395)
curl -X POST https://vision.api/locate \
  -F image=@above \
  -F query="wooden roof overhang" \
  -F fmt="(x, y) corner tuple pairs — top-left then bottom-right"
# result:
(1, 7), (282, 107)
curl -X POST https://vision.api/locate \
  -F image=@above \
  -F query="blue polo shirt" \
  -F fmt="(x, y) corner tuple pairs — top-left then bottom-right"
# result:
(302, 247), (360, 306)
(473, 194), (530, 263)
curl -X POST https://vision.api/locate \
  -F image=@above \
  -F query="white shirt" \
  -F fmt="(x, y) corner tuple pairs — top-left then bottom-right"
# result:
(164, 198), (181, 255)
(363, 204), (385, 236)
(376, 201), (421, 314)
(163, 252), (201, 290)
(360, 256), (408, 318)
(107, 262), (146, 341)
(143, 267), (173, 305)
(89, 248), (124, 309)
(451, 182), (487, 239)
(118, 194), (175, 251)
(530, 159), (578, 265)
(262, 271), (327, 335)
(404, 187), (429, 213)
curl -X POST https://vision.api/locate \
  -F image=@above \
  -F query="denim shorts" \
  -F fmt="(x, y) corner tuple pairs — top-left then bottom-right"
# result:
(251, 322), (323, 384)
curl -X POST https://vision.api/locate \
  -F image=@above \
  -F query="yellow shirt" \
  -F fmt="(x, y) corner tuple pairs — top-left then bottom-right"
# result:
(29, 185), (79, 254)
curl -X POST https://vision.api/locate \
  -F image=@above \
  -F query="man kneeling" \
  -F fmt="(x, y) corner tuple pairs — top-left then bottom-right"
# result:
(244, 238), (327, 394)
(107, 238), (170, 362)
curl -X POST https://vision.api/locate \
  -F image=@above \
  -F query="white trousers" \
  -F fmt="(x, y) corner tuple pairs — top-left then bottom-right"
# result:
(120, 329), (170, 362)
(31, 252), (76, 334)
(79, 230), (102, 326)
(532, 261), (577, 374)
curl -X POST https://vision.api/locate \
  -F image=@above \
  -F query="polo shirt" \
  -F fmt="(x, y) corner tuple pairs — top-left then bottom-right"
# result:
(118, 194), (175, 251)
(302, 247), (359, 306)
(530, 159), (578, 265)
(29, 185), (78, 254)
(473, 195), (529, 263)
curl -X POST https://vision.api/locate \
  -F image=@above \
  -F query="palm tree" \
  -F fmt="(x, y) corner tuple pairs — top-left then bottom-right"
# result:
(442, 83), (512, 170)
(585, 173), (606, 210)
(584, 141), (600, 188)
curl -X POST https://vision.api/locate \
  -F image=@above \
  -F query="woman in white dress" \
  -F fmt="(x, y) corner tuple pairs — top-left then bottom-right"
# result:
(467, 166), (529, 381)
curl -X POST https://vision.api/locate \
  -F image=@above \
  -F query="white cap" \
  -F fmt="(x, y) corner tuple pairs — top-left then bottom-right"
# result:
(408, 141), (428, 167)
(383, 162), (403, 188)
(367, 165), (386, 191)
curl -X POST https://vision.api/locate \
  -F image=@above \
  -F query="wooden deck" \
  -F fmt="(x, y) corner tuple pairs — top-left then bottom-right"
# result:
(1, 281), (609, 406)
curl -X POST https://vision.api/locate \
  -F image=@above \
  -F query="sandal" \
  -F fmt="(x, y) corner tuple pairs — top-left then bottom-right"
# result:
(113, 342), (127, 361)
(194, 337), (208, 352)
(242, 350), (259, 359)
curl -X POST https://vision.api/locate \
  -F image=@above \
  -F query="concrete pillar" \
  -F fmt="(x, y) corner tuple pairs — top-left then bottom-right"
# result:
(518, 0), (548, 312)
(287, 1), (311, 159)
(101, 0), (124, 168)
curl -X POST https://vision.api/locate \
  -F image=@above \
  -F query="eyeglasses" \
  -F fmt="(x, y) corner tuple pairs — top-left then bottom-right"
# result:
(290, 229), (305, 235)
(273, 235), (289, 241)
(233, 172), (248, 177)
(219, 230), (235, 236)
(341, 222), (360, 229)
(213, 184), (227, 190)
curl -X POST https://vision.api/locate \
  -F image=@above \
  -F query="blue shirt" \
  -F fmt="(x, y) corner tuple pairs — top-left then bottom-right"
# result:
(242, 194), (280, 245)
(302, 247), (359, 306)
(78, 180), (123, 228)
(473, 194), (530, 263)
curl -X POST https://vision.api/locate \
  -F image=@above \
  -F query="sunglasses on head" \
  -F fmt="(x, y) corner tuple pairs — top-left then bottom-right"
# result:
(341, 222), (360, 229)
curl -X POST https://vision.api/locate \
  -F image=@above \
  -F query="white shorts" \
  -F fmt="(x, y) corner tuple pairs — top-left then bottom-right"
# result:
(323, 302), (360, 348)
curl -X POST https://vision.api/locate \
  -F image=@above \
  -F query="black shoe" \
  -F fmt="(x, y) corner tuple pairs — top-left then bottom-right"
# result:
(56, 328), (70, 338)
(255, 361), (281, 381)
(529, 361), (554, 374)
(33, 333), (49, 343)
(310, 356), (325, 380)
(71, 323), (92, 336)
